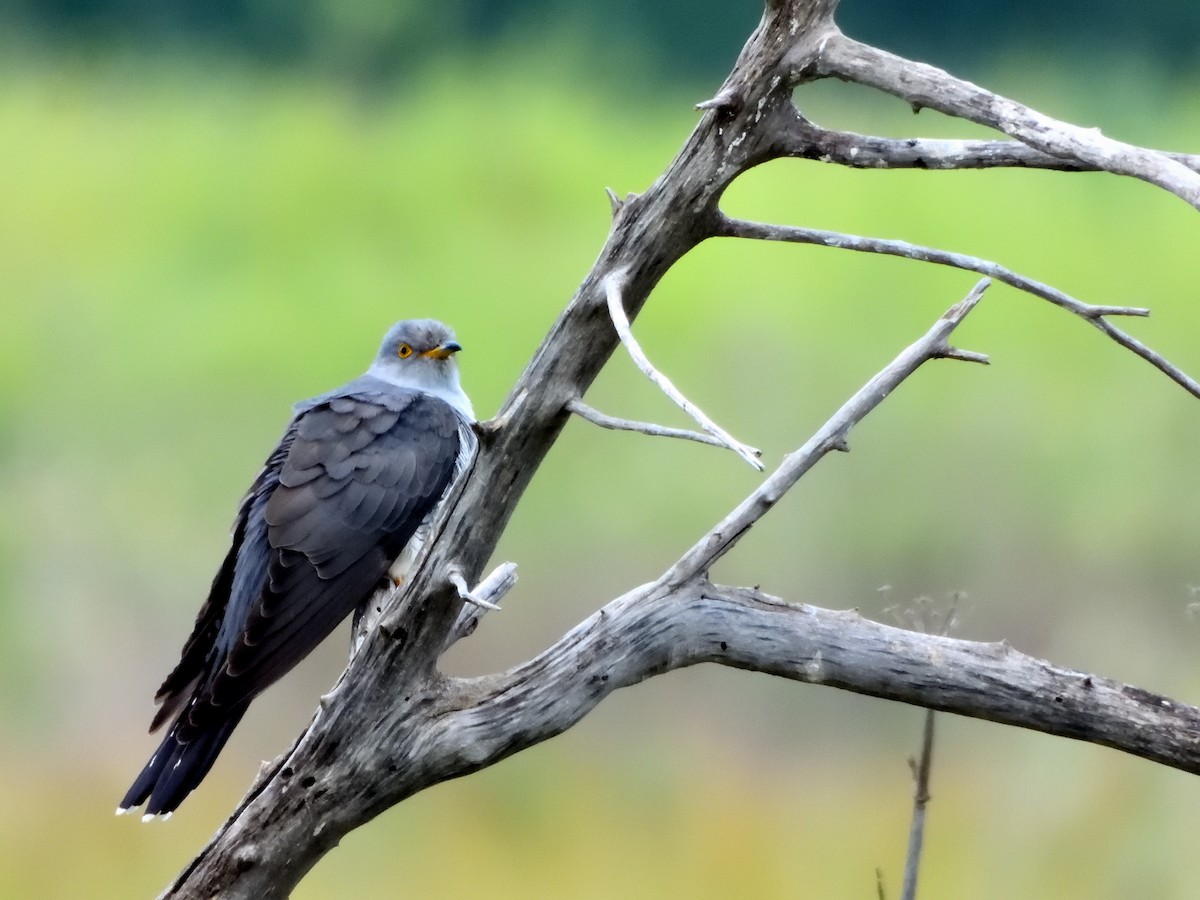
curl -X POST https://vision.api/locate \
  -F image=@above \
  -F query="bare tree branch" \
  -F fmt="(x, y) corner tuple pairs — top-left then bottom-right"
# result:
(779, 117), (1200, 173)
(812, 33), (1200, 207)
(605, 269), (764, 470)
(717, 215), (1200, 400)
(901, 709), (935, 900)
(665, 279), (989, 588)
(154, 0), (1200, 895)
(888, 594), (959, 900)
(718, 214), (1146, 320)
(566, 397), (734, 450)
(444, 562), (517, 648)
(445, 581), (1200, 781)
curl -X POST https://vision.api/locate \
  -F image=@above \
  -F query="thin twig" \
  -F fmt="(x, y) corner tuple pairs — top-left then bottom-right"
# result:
(603, 270), (764, 470)
(664, 279), (991, 587)
(718, 214), (1144, 318)
(891, 592), (961, 899)
(566, 397), (747, 452)
(901, 710), (936, 900)
(448, 569), (504, 611)
(718, 215), (1200, 400)
(445, 562), (519, 649)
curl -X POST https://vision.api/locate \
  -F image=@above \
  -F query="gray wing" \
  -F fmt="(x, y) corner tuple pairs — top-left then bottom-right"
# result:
(157, 389), (464, 742)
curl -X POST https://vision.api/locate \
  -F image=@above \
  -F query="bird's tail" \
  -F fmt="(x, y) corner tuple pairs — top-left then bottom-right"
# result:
(118, 705), (248, 819)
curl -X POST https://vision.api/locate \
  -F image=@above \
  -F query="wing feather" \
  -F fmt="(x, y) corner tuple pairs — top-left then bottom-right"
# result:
(125, 330), (475, 816)
(175, 389), (463, 734)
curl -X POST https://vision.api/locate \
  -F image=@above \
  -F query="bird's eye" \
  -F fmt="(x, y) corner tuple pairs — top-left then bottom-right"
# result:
(397, 343), (414, 359)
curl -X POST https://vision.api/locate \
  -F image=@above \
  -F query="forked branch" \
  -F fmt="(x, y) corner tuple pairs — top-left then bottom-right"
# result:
(446, 582), (1200, 783)
(717, 215), (1200, 399)
(810, 33), (1200, 208)
(666, 279), (989, 587)
(160, 0), (1200, 896)
(604, 269), (764, 469)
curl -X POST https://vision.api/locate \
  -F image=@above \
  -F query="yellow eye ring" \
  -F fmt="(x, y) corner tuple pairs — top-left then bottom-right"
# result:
(397, 343), (414, 359)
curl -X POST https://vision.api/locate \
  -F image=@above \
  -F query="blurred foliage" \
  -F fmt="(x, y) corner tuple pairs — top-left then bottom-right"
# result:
(2, 0), (1198, 84)
(1, 10), (1200, 899)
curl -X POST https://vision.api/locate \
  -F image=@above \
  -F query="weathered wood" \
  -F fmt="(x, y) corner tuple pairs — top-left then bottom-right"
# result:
(159, 0), (1200, 896)
(446, 582), (1200, 780)
(781, 118), (1200, 173)
(813, 33), (1200, 208)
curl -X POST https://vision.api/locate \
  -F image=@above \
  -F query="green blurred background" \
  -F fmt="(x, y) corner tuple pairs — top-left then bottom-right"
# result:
(2, 0), (1199, 896)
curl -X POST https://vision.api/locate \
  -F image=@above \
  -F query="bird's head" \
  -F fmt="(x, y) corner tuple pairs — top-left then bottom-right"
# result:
(367, 319), (472, 416)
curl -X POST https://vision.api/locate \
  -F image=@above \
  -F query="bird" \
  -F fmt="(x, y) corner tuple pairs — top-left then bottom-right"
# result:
(118, 319), (475, 820)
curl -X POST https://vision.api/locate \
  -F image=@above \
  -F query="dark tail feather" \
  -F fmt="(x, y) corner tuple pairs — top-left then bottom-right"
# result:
(119, 705), (248, 817)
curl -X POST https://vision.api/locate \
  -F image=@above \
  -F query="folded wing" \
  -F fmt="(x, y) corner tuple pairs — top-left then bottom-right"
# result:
(123, 390), (464, 814)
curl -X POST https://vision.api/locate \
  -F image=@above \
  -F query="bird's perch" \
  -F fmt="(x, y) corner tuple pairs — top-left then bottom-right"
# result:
(159, 0), (1200, 895)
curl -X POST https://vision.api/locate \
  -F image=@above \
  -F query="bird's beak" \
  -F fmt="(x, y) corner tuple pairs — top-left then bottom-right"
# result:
(423, 341), (462, 360)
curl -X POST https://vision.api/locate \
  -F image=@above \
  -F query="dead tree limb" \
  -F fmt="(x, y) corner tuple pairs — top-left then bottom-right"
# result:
(811, 33), (1200, 207)
(160, 0), (1200, 896)
(780, 119), (1200, 173)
